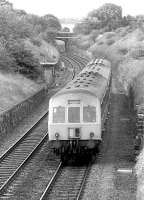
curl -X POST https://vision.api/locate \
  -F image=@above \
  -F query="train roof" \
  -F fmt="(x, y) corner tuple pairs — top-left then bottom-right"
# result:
(52, 59), (111, 102)
(80, 58), (111, 79)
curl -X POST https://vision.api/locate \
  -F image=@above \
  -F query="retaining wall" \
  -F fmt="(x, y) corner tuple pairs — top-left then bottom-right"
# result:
(0, 87), (47, 136)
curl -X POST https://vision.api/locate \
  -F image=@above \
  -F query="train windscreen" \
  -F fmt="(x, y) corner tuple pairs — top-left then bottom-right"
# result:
(83, 106), (96, 122)
(53, 106), (65, 123)
(68, 107), (80, 123)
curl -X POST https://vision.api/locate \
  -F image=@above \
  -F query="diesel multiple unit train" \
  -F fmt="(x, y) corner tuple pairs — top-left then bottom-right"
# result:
(48, 58), (112, 159)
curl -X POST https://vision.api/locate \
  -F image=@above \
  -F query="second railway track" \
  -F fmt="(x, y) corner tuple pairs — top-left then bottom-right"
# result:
(67, 53), (89, 68)
(61, 54), (87, 76)
(50, 54), (85, 89)
(0, 112), (48, 194)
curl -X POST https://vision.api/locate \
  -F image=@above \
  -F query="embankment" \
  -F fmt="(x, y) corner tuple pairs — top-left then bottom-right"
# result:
(0, 87), (47, 137)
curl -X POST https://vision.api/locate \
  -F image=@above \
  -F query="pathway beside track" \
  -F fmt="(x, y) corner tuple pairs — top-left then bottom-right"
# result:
(81, 92), (137, 200)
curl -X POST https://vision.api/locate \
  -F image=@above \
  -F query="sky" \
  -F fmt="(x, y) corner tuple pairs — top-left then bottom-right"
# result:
(9, 0), (144, 19)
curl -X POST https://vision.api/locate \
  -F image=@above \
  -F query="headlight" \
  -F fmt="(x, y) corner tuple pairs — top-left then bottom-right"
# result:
(55, 132), (59, 139)
(90, 132), (94, 138)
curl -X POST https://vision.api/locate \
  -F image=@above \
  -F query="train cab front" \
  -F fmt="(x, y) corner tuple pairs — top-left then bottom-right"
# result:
(48, 95), (102, 155)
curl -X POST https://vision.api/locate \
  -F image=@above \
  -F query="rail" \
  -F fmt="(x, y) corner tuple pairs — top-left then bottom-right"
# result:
(0, 112), (48, 194)
(40, 162), (91, 199)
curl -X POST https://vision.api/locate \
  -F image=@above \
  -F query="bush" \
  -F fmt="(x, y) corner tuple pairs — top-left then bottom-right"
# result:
(73, 21), (92, 35)
(41, 14), (61, 31)
(105, 32), (116, 39)
(31, 38), (41, 47)
(7, 39), (42, 80)
(98, 41), (104, 45)
(88, 3), (122, 31)
(107, 39), (115, 45)
(119, 48), (128, 55)
(0, 47), (17, 72)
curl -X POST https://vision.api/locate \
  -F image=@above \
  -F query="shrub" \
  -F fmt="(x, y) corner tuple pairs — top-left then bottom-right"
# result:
(41, 14), (61, 31)
(119, 48), (128, 55)
(31, 38), (41, 47)
(7, 39), (42, 80)
(98, 41), (104, 45)
(107, 39), (115, 45)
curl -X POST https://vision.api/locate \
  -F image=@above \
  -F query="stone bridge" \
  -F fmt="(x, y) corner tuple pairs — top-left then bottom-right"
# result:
(55, 31), (77, 51)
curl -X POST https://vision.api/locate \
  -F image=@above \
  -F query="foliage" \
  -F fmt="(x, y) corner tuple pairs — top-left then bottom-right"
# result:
(106, 39), (115, 46)
(41, 14), (61, 32)
(73, 21), (92, 34)
(88, 3), (122, 32)
(0, 0), (61, 80)
(7, 39), (41, 79)
(30, 38), (41, 47)
(88, 3), (122, 20)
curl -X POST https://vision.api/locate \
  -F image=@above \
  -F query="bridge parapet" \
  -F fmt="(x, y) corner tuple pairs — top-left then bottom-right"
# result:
(55, 31), (76, 39)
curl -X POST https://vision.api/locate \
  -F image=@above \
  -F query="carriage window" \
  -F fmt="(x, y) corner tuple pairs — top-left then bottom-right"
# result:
(83, 106), (96, 122)
(68, 107), (80, 123)
(53, 107), (65, 123)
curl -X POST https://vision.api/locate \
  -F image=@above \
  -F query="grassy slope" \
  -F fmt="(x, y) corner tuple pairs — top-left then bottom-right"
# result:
(86, 27), (144, 95)
(24, 38), (59, 64)
(0, 73), (43, 111)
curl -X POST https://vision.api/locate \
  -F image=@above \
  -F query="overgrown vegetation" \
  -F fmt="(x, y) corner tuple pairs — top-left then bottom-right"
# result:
(0, 0), (61, 80)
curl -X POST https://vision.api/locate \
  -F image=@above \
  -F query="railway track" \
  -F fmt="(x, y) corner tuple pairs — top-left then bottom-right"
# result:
(67, 54), (89, 67)
(61, 54), (87, 76)
(65, 55), (86, 71)
(0, 112), (48, 194)
(50, 54), (82, 89)
(40, 162), (91, 200)
(60, 55), (76, 79)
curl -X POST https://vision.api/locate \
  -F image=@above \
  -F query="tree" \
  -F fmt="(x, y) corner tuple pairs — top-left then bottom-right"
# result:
(88, 3), (122, 31)
(0, 0), (13, 9)
(41, 14), (61, 31)
(121, 15), (136, 27)
(7, 39), (42, 79)
(88, 3), (122, 20)
(73, 21), (92, 34)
